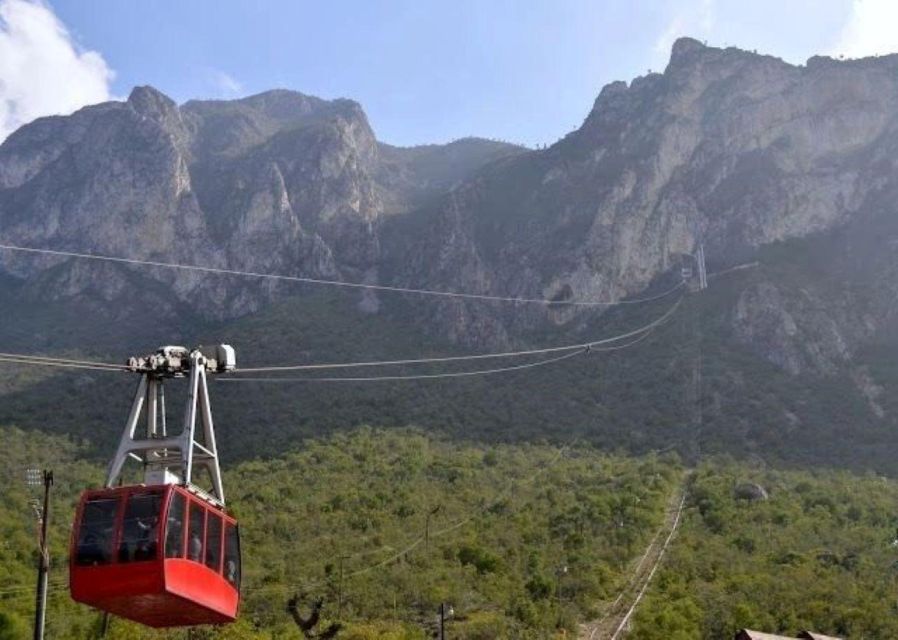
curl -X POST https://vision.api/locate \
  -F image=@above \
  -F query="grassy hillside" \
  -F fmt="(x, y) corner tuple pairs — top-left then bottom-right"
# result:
(5, 431), (898, 638)
(1, 274), (893, 476)
(630, 462), (898, 639)
(0, 426), (680, 639)
(4, 215), (898, 481)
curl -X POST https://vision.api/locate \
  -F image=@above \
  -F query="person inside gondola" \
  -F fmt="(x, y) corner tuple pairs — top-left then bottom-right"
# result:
(78, 532), (106, 565)
(188, 530), (203, 562)
(134, 516), (158, 561)
(76, 497), (118, 566)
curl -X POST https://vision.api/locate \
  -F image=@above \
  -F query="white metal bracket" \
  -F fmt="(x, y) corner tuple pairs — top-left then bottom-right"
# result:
(105, 347), (230, 506)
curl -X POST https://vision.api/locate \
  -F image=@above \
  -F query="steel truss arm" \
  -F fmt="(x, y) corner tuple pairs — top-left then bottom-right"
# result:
(105, 351), (226, 506)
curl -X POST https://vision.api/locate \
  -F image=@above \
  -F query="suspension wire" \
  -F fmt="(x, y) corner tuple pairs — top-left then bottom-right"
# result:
(240, 437), (579, 597)
(0, 351), (123, 369)
(233, 296), (682, 374)
(0, 242), (684, 308)
(220, 349), (587, 383)
(220, 315), (667, 384)
(0, 356), (125, 373)
(0, 579), (68, 598)
(236, 302), (671, 596)
(0, 296), (679, 378)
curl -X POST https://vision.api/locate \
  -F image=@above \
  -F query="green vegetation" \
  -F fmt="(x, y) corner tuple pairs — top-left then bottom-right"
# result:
(0, 426), (680, 638)
(2, 268), (895, 477)
(5, 428), (898, 639)
(630, 461), (898, 639)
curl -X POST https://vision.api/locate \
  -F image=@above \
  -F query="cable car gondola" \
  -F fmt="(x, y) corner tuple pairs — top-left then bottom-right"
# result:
(70, 345), (240, 627)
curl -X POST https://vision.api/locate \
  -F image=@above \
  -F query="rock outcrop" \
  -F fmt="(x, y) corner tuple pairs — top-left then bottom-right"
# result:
(0, 87), (522, 317)
(2, 38), (898, 371)
(390, 39), (898, 361)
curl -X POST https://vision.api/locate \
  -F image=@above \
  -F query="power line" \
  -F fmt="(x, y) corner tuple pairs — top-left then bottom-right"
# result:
(0, 297), (681, 379)
(0, 242), (684, 308)
(0, 356), (124, 373)
(220, 349), (587, 383)
(233, 296), (682, 374)
(0, 352), (123, 370)
(221, 319), (666, 384)
(240, 437), (580, 597)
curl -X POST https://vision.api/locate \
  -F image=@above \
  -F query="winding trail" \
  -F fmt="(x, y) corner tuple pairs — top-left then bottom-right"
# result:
(578, 477), (688, 640)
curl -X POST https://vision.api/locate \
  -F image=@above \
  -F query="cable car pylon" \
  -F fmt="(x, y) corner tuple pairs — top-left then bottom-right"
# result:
(70, 345), (242, 628)
(107, 345), (234, 505)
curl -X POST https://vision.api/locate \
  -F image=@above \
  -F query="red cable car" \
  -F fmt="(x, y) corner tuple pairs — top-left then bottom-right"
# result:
(71, 485), (240, 626)
(70, 346), (241, 628)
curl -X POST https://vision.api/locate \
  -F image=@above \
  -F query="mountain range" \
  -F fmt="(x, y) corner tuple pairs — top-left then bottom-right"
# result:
(3, 37), (898, 473)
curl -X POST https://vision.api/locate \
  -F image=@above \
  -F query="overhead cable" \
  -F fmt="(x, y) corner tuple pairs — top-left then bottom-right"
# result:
(0, 351), (123, 370)
(0, 298), (680, 378)
(0, 242), (684, 308)
(231, 296), (682, 374)
(219, 348), (587, 383)
(221, 318), (666, 384)
(0, 356), (125, 373)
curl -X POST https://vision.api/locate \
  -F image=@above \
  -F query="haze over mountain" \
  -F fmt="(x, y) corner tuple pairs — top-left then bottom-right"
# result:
(3, 38), (898, 472)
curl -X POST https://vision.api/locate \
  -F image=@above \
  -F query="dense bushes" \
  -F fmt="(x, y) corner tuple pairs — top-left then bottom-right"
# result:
(630, 462), (898, 639)
(0, 426), (678, 639)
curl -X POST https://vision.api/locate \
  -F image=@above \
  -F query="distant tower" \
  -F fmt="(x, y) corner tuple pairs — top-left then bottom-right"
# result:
(696, 244), (708, 290)
(680, 244), (707, 292)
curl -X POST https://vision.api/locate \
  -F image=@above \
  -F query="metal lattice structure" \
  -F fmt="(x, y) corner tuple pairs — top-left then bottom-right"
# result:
(106, 345), (235, 506)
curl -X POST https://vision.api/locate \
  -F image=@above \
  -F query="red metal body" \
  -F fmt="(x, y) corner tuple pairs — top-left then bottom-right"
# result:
(69, 484), (240, 627)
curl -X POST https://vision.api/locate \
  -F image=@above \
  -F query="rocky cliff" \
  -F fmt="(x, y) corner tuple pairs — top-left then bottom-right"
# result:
(389, 38), (898, 359)
(3, 38), (898, 366)
(3, 39), (898, 470)
(0, 86), (522, 318)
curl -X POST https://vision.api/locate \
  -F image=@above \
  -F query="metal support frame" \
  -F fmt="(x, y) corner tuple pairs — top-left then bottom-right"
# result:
(684, 244), (708, 292)
(696, 243), (708, 290)
(106, 351), (226, 506)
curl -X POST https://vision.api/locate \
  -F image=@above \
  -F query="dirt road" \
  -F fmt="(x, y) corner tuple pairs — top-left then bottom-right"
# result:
(578, 479), (688, 640)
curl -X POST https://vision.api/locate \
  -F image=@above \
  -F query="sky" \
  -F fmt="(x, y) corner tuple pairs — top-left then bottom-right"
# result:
(0, 0), (896, 146)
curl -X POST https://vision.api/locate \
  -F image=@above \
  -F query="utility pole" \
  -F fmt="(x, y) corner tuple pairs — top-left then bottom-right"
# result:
(28, 469), (53, 640)
(688, 245), (705, 459)
(438, 603), (453, 640)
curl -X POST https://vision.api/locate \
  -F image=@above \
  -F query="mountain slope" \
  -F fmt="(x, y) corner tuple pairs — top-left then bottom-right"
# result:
(0, 86), (522, 317)
(388, 38), (898, 351)
(2, 39), (898, 473)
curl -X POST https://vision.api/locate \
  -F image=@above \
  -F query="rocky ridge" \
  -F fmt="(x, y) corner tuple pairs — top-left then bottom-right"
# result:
(2, 38), (898, 377)
(0, 86), (522, 318)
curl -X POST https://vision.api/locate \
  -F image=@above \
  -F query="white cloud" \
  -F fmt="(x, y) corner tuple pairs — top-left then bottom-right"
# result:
(831, 0), (898, 59)
(210, 69), (244, 98)
(652, 0), (714, 70)
(0, 0), (113, 142)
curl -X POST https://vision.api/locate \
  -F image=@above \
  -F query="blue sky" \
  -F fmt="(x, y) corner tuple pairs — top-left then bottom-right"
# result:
(2, 1), (895, 146)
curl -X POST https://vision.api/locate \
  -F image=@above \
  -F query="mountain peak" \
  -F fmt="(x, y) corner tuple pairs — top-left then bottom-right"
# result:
(670, 36), (707, 61)
(230, 89), (325, 116)
(127, 85), (178, 120)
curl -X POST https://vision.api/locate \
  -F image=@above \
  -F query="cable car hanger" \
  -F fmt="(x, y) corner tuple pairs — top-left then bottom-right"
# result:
(70, 344), (241, 628)
(107, 345), (236, 506)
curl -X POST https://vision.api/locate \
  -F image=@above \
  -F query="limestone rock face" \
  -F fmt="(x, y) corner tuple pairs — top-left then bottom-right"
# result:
(391, 39), (898, 361)
(0, 87), (522, 317)
(3, 39), (898, 373)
